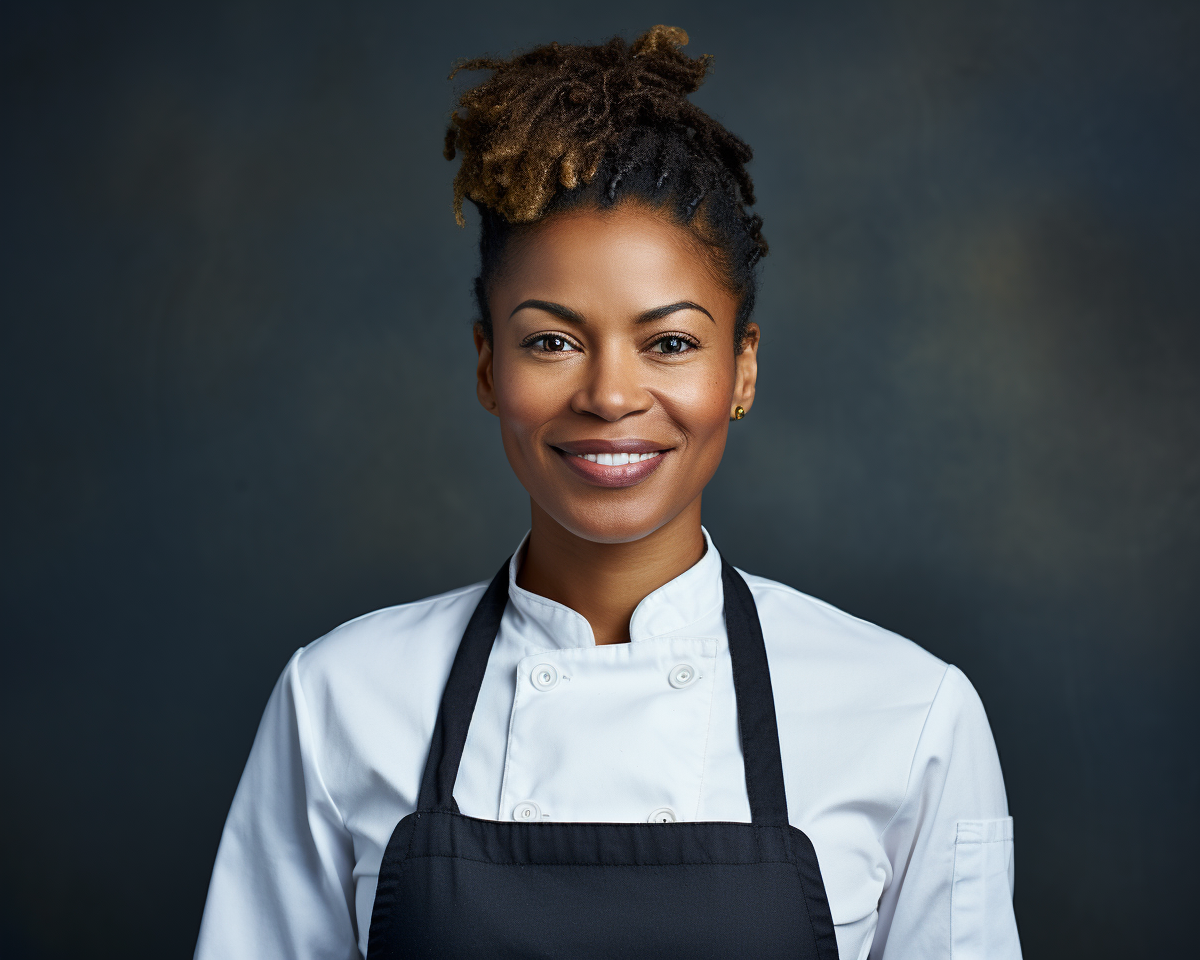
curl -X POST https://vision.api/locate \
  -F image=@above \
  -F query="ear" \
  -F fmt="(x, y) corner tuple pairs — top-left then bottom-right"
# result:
(473, 323), (499, 416)
(732, 322), (759, 417)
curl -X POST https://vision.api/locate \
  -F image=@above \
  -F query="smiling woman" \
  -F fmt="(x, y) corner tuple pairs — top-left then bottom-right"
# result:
(481, 205), (753, 644)
(481, 204), (753, 573)
(194, 26), (1022, 960)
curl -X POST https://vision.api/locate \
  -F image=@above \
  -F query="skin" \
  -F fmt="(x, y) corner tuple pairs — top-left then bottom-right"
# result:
(474, 202), (759, 645)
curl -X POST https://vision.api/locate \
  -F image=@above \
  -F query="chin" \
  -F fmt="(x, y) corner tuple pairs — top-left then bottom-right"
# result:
(539, 498), (684, 545)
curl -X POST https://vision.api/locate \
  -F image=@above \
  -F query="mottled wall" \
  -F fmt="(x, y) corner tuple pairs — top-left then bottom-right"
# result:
(2, 2), (1196, 956)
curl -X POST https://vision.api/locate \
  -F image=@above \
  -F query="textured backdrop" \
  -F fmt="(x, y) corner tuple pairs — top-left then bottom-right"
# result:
(2, 1), (1197, 956)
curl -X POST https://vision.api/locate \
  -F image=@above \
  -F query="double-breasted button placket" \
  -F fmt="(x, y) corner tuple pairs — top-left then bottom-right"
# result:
(500, 639), (718, 825)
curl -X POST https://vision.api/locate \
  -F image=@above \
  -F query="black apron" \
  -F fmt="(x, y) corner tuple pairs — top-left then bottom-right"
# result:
(367, 557), (840, 959)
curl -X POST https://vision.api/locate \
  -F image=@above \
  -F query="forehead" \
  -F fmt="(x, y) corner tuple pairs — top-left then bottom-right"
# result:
(494, 204), (737, 321)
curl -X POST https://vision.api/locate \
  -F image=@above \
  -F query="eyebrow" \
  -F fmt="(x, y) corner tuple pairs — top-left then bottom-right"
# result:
(509, 299), (715, 325)
(509, 299), (586, 324)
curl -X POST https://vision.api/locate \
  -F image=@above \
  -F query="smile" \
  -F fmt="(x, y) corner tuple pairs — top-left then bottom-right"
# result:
(572, 451), (662, 465)
(551, 441), (672, 488)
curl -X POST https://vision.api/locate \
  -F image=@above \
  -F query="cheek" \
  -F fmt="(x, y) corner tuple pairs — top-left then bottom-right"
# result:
(663, 361), (736, 443)
(491, 353), (564, 452)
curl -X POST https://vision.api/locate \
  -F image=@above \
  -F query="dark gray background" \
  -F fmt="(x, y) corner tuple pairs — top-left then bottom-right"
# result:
(2, 1), (1196, 956)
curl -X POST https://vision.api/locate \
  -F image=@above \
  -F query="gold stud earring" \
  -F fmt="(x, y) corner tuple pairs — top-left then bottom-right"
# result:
(732, 405), (745, 421)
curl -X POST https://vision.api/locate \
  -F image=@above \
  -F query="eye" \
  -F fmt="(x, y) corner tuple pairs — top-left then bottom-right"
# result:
(527, 334), (579, 353)
(651, 335), (696, 355)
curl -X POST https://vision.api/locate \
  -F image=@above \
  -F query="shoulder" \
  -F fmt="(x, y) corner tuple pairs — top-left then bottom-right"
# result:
(739, 569), (1000, 797)
(243, 581), (493, 846)
(291, 579), (489, 698)
(740, 569), (948, 704)
(737, 571), (1005, 900)
(737, 570), (971, 815)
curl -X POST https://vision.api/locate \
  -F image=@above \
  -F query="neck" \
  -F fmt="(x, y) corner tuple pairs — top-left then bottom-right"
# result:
(516, 499), (707, 646)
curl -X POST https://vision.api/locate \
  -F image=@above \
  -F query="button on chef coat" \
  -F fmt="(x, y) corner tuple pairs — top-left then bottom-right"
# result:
(195, 530), (1021, 960)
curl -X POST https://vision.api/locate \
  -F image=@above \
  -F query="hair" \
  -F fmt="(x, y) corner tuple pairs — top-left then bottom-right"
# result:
(443, 25), (768, 350)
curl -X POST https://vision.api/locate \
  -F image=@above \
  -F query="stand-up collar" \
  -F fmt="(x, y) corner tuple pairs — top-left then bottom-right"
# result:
(504, 528), (725, 650)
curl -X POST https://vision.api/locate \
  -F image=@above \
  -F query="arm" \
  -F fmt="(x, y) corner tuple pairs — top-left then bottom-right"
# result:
(194, 649), (359, 960)
(873, 665), (1021, 960)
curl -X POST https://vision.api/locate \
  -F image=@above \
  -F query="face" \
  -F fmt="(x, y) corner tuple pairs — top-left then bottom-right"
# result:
(474, 203), (759, 544)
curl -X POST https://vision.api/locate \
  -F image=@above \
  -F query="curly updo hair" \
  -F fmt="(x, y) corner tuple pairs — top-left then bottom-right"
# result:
(444, 25), (768, 350)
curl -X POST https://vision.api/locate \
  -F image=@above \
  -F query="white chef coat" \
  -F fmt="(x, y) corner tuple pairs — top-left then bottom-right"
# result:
(195, 530), (1021, 960)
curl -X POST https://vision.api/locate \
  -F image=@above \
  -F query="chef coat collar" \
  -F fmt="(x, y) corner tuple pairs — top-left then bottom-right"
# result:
(504, 527), (725, 649)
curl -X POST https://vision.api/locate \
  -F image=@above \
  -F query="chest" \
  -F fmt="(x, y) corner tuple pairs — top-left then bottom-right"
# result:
(456, 632), (745, 824)
(329, 615), (905, 956)
(364, 564), (841, 960)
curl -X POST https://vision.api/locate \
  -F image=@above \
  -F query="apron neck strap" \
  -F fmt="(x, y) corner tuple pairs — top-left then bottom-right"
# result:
(720, 557), (791, 826)
(417, 554), (792, 828)
(417, 561), (511, 815)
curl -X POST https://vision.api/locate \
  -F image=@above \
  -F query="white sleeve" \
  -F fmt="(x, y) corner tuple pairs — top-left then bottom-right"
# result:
(872, 665), (1022, 960)
(194, 649), (359, 960)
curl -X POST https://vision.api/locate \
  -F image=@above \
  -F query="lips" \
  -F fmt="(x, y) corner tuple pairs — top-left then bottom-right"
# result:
(551, 439), (672, 488)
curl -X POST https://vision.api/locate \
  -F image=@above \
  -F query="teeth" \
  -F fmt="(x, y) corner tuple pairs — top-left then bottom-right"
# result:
(574, 451), (663, 465)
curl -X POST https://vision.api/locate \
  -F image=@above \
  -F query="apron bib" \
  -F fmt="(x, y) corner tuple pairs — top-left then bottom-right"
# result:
(367, 557), (840, 959)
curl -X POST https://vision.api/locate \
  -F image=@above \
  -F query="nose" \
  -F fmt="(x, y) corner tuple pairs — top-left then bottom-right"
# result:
(570, 346), (653, 422)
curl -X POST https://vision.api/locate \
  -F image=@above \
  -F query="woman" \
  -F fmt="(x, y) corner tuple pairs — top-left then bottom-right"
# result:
(195, 26), (1020, 960)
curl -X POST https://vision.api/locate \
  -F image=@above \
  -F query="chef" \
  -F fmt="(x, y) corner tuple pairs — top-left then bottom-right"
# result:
(195, 25), (1021, 960)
